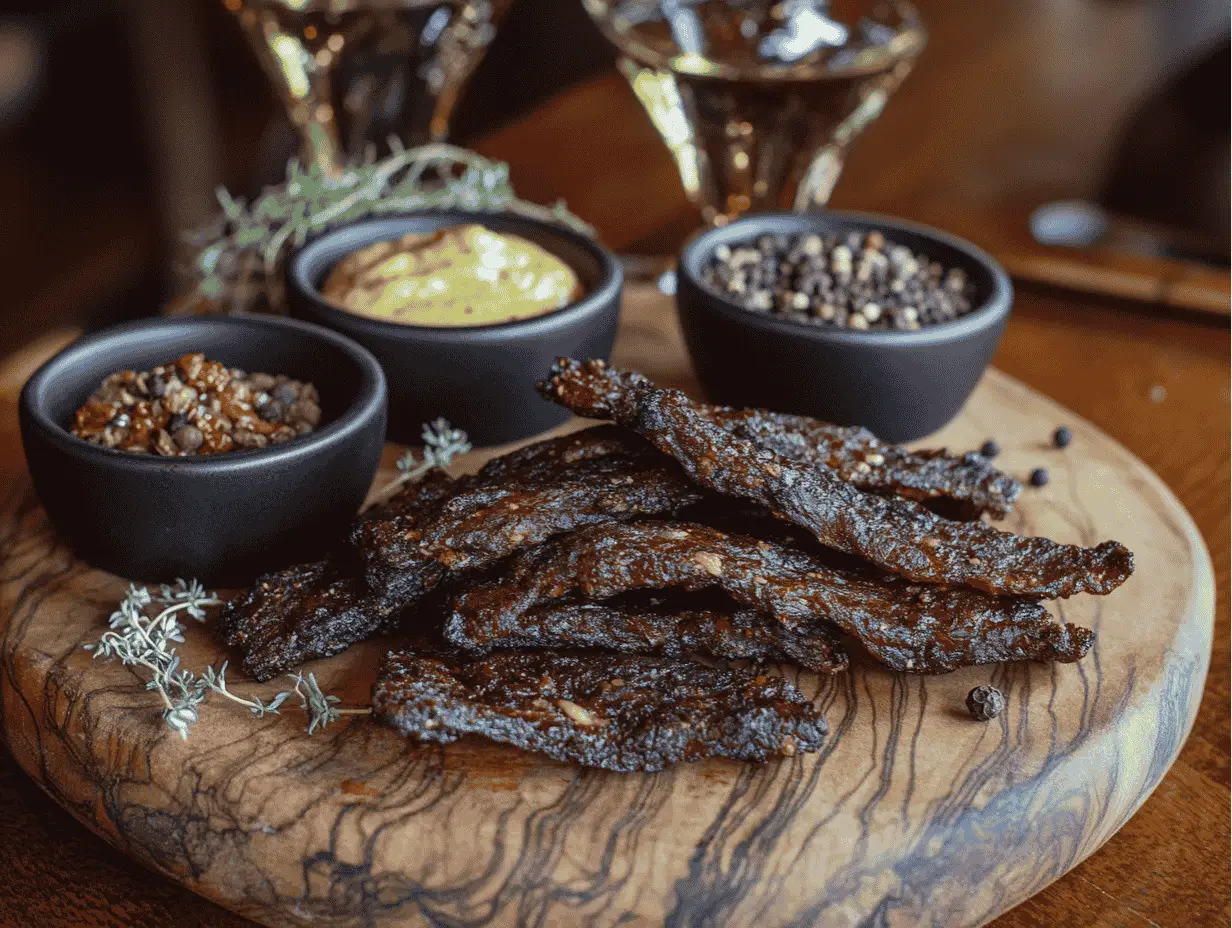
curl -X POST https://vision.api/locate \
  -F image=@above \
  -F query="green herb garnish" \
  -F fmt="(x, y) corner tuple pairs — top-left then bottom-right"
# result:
(186, 142), (593, 314)
(371, 417), (472, 505)
(86, 580), (368, 740)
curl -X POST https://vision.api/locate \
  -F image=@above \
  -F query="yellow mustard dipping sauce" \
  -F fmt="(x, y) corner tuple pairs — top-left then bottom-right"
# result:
(320, 224), (581, 327)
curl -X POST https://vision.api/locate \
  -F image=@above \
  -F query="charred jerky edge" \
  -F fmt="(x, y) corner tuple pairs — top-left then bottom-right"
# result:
(706, 407), (1020, 519)
(447, 521), (1095, 674)
(221, 470), (457, 681)
(221, 561), (401, 682)
(539, 359), (1133, 599)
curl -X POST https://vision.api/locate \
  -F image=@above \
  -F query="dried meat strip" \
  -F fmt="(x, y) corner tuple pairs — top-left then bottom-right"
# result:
(448, 521), (1095, 673)
(523, 367), (1017, 518)
(539, 360), (1133, 599)
(446, 598), (841, 672)
(356, 442), (705, 598)
(224, 431), (693, 679)
(373, 649), (826, 771)
(706, 407), (1020, 519)
(221, 561), (399, 682)
(223, 470), (457, 681)
(474, 424), (647, 481)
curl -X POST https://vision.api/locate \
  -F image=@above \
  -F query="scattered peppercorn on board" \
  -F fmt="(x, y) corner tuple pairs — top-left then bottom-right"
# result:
(0, 283), (1214, 928)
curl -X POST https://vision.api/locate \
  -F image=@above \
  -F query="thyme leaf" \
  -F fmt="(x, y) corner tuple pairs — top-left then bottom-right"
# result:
(86, 579), (365, 739)
(371, 417), (471, 505)
(184, 143), (593, 314)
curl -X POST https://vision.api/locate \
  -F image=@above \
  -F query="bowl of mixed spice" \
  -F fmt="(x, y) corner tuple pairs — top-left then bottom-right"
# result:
(19, 314), (386, 584)
(71, 353), (323, 457)
(676, 211), (1012, 442)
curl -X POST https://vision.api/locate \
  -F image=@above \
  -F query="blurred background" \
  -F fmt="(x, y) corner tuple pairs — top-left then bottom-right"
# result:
(0, 0), (1227, 356)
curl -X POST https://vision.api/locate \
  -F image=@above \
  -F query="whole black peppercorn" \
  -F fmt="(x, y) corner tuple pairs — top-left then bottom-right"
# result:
(1029, 467), (1050, 487)
(966, 685), (1005, 721)
(272, 383), (299, 406)
(979, 439), (1000, 459)
(172, 424), (204, 453)
(1053, 426), (1072, 448)
(256, 399), (285, 423)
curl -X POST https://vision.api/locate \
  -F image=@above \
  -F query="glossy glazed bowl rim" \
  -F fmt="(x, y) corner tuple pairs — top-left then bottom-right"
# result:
(21, 313), (387, 474)
(287, 210), (624, 341)
(677, 210), (1013, 348)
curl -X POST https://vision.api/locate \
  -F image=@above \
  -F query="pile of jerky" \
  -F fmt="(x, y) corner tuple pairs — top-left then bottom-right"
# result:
(222, 360), (1133, 772)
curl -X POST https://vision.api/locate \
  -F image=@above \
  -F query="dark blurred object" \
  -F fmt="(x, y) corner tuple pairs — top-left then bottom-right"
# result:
(0, 17), (44, 126)
(0, 2), (158, 356)
(451, 0), (613, 139)
(121, 0), (222, 253)
(1099, 39), (1230, 264)
(243, 0), (614, 195)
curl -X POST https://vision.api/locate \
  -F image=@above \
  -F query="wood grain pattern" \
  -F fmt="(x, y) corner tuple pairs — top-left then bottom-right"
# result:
(0, 285), (1214, 928)
(4, 4), (1230, 915)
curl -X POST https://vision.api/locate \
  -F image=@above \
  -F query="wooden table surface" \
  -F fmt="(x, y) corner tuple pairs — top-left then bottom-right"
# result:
(2, 49), (1229, 928)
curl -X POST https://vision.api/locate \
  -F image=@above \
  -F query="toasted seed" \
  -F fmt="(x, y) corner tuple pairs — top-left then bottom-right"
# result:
(557, 699), (603, 726)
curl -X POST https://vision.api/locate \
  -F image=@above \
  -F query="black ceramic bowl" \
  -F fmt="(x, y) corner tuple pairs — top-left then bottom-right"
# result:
(287, 211), (623, 446)
(677, 211), (1013, 443)
(19, 315), (387, 585)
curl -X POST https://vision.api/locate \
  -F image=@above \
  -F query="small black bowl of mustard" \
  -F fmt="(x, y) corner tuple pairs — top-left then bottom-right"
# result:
(287, 210), (623, 446)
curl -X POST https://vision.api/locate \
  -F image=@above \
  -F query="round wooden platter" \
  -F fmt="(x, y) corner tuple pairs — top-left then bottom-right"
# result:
(0, 288), (1214, 928)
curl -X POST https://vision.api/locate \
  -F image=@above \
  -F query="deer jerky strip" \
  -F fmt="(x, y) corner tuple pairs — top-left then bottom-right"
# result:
(356, 443), (705, 598)
(353, 428), (654, 590)
(448, 521), (1095, 673)
(223, 470), (456, 681)
(706, 407), (1020, 519)
(221, 561), (403, 682)
(225, 432), (689, 680)
(373, 649), (826, 771)
(524, 367), (1017, 519)
(357, 428), (647, 584)
(539, 360), (1133, 599)
(446, 598), (842, 673)
(474, 424), (648, 481)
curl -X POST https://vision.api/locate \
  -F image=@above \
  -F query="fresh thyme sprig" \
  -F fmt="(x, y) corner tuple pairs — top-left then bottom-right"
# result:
(371, 417), (471, 505)
(85, 580), (219, 737)
(85, 580), (367, 740)
(201, 663), (368, 734)
(185, 143), (593, 314)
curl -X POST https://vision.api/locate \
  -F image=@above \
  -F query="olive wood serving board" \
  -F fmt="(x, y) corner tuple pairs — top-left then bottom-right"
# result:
(0, 285), (1213, 928)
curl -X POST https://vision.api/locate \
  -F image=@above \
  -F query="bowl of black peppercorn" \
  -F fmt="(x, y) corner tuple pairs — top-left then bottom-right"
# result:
(19, 314), (387, 585)
(676, 211), (1013, 443)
